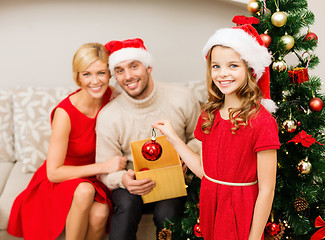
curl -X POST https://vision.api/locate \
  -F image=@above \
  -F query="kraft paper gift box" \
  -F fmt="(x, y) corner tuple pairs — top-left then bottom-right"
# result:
(130, 136), (187, 204)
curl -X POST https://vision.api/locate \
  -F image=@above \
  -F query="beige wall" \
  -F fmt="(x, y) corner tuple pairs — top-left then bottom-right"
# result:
(0, 0), (324, 92)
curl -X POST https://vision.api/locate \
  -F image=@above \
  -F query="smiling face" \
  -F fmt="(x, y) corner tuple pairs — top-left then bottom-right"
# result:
(210, 46), (247, 99)
(114, 60), (153, 100)
(78, 59), (110, 99)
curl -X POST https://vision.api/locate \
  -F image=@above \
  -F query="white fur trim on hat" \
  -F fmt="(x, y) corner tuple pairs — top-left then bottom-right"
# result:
(109, 48), (153, 74)
(203, 28), (272, 81)
(261, 98), (278, 113)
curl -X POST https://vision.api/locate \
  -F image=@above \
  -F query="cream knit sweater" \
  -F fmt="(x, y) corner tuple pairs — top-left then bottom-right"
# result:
(96, 81), (201, 190)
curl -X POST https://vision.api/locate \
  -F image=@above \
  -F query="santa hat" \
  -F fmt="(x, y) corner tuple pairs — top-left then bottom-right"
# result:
(202, 16), (277, 113)
(105, 38), (153, 75)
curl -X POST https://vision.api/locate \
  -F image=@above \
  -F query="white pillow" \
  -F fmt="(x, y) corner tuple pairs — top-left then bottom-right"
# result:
(0, 89), (14, 163)
(13, 87), (76, 173)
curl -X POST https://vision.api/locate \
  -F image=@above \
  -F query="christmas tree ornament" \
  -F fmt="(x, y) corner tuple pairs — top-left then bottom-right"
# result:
(271, 222), (286, 240)
(309, 97), (323, 112)
(289, 51), (310, 84)
(158, 228), (172, 240)
(280, 34), (295, 50)
(141, 128), (163, 161)
(288, 67), (309, 84)
(294, 197), (309, 211)
(298, 105), (307, 113)
(193, 220), (203, 237)
(271, 10), (287, 27)
(311, 216), (325, 240)
(304, 30), (318, 43)
(140, 168), (150, 171)
(266, 222), (280, 236)
(297, 158), (312, 174)
(288, 130), (323, 148)
(282, 119), (297, 133)
(272, 58), (287, 72)
(247, 0), (260, 13)
(260, 32), (272, 47)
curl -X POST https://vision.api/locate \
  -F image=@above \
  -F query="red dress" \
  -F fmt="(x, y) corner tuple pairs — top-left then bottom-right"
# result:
(7, 88), (113, 240)
(194, 106), (280, 240)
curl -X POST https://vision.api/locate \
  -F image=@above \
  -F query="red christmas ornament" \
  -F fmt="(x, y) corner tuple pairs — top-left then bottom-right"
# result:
(260, 33), (272, 47)
(309, 97), (323, 112)
(266, 222), (280, 236)
(304, 31), (318, 43)
(141, 129), (162, 161)
(193, 222), (202, 237)
(140, 168), (150, 171)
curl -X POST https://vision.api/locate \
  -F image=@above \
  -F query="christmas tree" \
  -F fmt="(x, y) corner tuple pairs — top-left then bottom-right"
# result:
(159, 0), (324, 239)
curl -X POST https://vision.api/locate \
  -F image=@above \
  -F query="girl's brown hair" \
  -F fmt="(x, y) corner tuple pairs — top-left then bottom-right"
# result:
(201, 46), (262, 134)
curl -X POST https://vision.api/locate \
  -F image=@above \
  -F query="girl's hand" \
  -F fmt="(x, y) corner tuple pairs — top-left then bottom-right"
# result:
(152, 120), (178, 143)
(103, 155), (127, 173)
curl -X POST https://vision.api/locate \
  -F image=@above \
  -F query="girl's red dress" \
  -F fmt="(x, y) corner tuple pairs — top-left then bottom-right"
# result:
(7, 88), (113, 240)
(194, 106), (281, 240)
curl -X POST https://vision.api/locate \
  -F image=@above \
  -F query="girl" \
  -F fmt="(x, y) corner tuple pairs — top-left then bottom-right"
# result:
(153, 21), (281, 240)
(7, 43), (127, 240)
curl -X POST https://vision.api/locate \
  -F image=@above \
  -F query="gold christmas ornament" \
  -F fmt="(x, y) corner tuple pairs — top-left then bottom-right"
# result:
(297, 158), (312, 174)
(281, 34), (295, 50)
(247, 0), (260, 13)
(271, 11), (287, 27)
(272, 59), (287, 72)
(282, 119), (297, 133)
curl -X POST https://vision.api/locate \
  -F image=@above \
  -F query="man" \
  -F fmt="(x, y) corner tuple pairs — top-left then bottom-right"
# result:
(96, 38), (201, 240)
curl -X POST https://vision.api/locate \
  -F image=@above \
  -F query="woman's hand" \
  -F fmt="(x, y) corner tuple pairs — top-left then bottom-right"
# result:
(103, 155), (127, 173)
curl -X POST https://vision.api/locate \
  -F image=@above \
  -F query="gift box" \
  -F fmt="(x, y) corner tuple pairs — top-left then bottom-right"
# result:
(288, 67), (309, 84)
(130, 136), (187, 204)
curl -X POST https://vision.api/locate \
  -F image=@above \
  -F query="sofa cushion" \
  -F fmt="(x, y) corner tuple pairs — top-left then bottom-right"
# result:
(0, 89), (14, 163)
(182, 80), (208, 105)
(0, 162), (14, 195)
(0, 161), (34, 231)
(13, 87), (76, 173)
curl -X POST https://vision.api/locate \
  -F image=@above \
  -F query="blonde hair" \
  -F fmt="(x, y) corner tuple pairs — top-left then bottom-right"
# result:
(72, 43), (109, 86)
(201, 46), (262, 134)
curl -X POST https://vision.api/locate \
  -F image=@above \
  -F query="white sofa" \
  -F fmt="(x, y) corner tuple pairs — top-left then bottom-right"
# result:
(0, 82), (207, 240)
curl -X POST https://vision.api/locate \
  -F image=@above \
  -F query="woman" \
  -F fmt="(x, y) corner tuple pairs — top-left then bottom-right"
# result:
(7, 43), (127, 240)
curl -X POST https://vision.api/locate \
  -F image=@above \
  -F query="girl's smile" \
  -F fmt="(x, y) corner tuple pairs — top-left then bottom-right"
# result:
(211, 46), (247, 98)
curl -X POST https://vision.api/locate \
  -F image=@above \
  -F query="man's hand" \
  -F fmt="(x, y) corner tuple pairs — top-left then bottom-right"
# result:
(121, 169), (155, 195)
(181, 159), (188, 176)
